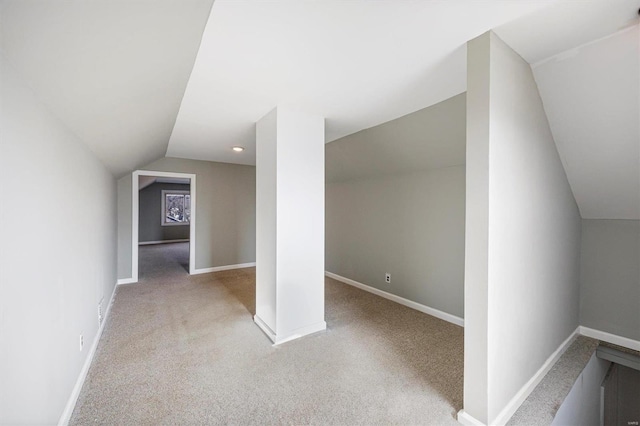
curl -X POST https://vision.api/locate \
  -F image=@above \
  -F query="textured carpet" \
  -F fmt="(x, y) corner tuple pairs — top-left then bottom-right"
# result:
(71, 243), (463, 425)
(507, 335), (599, 426)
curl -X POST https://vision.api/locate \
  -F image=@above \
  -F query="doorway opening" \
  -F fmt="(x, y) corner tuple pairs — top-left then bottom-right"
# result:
(131, 170), (197, 282)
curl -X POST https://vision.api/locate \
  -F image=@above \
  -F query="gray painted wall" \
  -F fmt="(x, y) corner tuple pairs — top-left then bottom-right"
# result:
(117, 157), (256, 278)
(0, 55), (117, 424)
(580, 219), (640, 340)
(326, 92), (466, 183)
(326, 166), (466, 318)
(325, 93), (466, 320)
(139, 182), (190, 243)
(464, 32), (582, 424)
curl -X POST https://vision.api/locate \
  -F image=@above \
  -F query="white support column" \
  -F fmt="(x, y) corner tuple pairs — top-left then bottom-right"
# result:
(254, 107), (326, 345)
(460, 30), (582, 426)
(459, 31), (491, 426)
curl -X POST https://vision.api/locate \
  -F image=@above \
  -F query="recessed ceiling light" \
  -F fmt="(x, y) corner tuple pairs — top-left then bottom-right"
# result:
(232, 146), (244, 152)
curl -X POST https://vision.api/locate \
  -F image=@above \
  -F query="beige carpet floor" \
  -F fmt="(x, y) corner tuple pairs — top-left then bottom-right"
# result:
(70, 243), (463, 425)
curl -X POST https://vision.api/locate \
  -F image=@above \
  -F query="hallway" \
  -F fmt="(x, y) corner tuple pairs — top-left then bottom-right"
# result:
(138, 242), (190, 281)
(71, 244), (464, 424)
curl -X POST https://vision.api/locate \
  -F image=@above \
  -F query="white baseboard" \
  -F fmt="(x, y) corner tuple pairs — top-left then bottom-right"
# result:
(254, 314), (277, 342)
(116, 277), (137, 285)
(457, 410), (486, 426)
(192, 262), (256, 275)
(273, 321), (327, 345)
(325, 271), (464, 327)
(579, 326), (640, 351)
(253, 314), (326, 346)
(58, 285), (118, 425)
(491, 326), (580, 426)
(138, 239), (189, 246)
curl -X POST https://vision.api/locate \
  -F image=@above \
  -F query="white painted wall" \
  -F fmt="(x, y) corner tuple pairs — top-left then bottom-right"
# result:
(487, 31), (582, 423)
(275, 108), (325, 339)
(0, 55), (117, 424)
(117, 157), (256, 279)
(255, 107), (326, 343)
(463, 30), (492, 423)
(551, 353), (610, 426)
(580, 219), (640, 341)
(255, 109), (278, 332)
(463, 32), (582, 425)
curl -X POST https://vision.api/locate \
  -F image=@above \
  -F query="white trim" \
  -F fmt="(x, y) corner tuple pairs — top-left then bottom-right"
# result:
(325, 271), (464, 327)
(457, 410), (486, 426)
(253, 315), (326, 345)
(138, 239), (190, 246)
(273, 321), (327, 345)
(579, 326), (640, 351)
(58, 285), (118, 425)
(116, 278), (136, 285)
(491, 327), (580, 426)
(132, 170), (197, 282)
(192, 262), (256, 275)
(254, 314), (277, 342)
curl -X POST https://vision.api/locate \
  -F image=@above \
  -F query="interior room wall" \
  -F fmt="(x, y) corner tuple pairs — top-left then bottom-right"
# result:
(325, 93), (466, 321)
(117, 175), (132, 279)
(117, 157), (256, 278)
(0, 55), (117, 424)
(464, 32), (582, 424)
(139, 182), (190, 243)
(326, 167), (465, 318)
(580, 219), (640, 341)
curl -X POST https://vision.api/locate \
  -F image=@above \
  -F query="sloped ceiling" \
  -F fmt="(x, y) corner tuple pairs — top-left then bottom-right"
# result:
(532, 26), (639, 220)
(494, 0), (638, 64)
(167, 0), (556, 165)
(2, 0), (637, 221)
(0, 0), (214, 177)
(495, 1), (639, 220)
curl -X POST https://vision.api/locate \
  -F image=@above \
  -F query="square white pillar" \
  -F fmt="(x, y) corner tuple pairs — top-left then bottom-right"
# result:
(254, 107), (326, 345)
(460, 31), (582, 426)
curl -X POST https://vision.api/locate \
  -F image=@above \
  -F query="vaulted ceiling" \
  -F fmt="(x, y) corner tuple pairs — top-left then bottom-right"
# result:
(495, 0), (639, 220)
(1, 0), (638, 219)
(167, 0), (557, 165)
(0, 0), (214, 177)
(532, 26), (639, 220)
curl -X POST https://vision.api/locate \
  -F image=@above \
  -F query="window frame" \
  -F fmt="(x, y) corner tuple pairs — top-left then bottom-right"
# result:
(161, 189), (191, 227)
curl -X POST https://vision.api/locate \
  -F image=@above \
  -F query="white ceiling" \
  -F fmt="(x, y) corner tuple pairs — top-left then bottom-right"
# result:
(2, 0), (638, 219)
(493, 0), (639, 220)
(494, 0), (639, 64)
(0, 0), (214, 177)
(167, 0), (557, 165)
(531, 25), (639, 220)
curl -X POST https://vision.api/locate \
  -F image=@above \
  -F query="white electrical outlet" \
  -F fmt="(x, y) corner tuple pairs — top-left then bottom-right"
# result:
(79, 333), (84, 352)
(385, 273), (391, 284)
